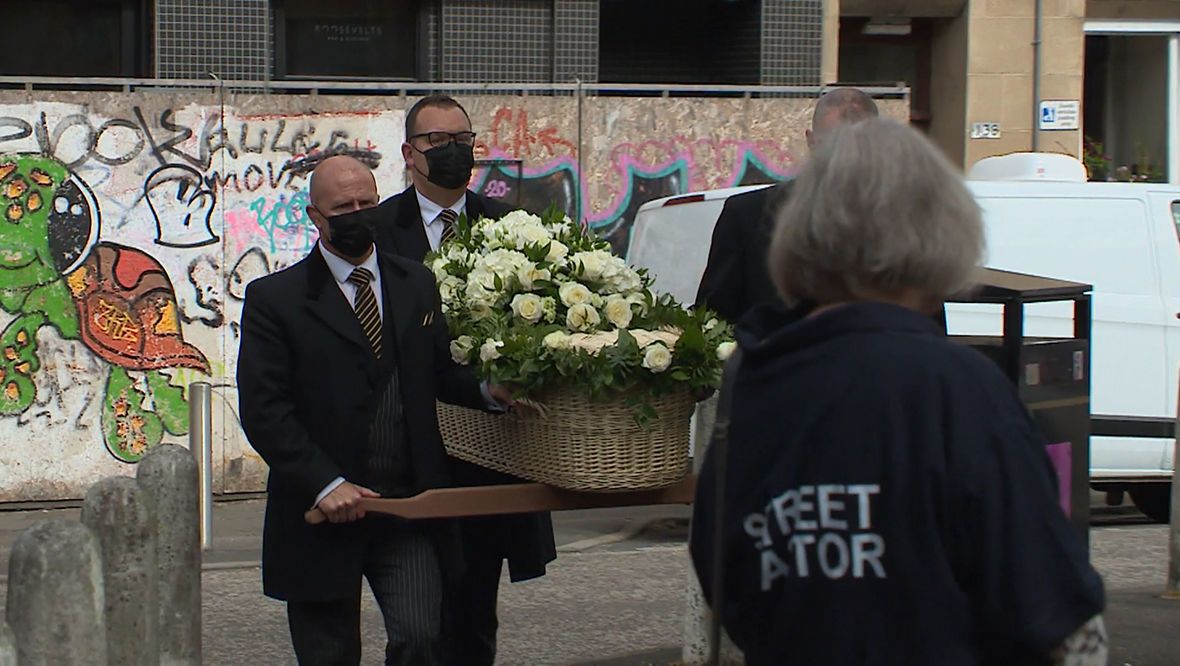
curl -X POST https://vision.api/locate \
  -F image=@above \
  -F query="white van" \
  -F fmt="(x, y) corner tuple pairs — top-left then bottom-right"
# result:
(629, 153), (1179, 522)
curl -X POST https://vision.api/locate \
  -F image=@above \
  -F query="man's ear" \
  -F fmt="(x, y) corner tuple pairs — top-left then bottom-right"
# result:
(306, 205), (327, 235)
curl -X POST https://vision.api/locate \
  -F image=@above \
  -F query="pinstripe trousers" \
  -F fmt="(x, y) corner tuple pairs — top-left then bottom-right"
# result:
(287, 366), (443, 665)
(287, 526), (444, 666)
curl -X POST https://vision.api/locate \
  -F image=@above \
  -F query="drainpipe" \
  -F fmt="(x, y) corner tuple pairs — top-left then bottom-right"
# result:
(1169, 34), (1179, 184)
(1032, 0), (1043, 152)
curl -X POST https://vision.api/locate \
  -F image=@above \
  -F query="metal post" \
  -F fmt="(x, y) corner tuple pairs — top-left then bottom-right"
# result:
(188, 382), (213, 550)
(1167, 369), (1180, 599)
(1168, 34), (1180, 185)
(1032, 0), (1043, 152)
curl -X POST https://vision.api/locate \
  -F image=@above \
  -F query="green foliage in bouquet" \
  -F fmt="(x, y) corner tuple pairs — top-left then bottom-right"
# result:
(426, 206), (736, 406)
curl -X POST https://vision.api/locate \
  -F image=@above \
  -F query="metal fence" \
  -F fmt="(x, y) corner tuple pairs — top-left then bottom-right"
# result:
(0, 75), (910, 99)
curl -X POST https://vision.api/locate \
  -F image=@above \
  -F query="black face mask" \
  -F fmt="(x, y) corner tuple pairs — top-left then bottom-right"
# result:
(420, 142), (475, 190)
(321, 206), (380, 258)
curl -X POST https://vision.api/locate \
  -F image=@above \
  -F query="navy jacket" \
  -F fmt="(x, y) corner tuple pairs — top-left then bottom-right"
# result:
(690, 302), (1103, 665)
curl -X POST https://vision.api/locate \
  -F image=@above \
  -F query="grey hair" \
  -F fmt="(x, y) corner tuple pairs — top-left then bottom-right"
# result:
(769, 117), (985, 307)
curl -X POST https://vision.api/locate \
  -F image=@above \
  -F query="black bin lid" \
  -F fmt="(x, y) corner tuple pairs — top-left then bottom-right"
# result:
(950, 267), (1092, 305)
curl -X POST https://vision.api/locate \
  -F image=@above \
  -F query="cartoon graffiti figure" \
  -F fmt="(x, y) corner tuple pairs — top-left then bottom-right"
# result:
(184, 255), (224, 327)
(0, 154), (209, 462)
(146, 164), (219, 248)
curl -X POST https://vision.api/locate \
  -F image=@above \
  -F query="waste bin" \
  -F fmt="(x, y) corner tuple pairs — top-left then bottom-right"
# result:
(947, 268), (1093, 542)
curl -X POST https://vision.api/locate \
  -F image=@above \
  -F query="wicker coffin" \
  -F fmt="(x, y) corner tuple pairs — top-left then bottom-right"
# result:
(437, 385), (694, 491)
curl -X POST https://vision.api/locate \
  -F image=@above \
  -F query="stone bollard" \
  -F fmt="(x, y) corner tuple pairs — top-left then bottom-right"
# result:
(0, 622), (15, 666)
(137, 443), (203, 664)
(6, 519), (107, 665)
(683, 395), (744, 664)
(82, 477), (161, 666)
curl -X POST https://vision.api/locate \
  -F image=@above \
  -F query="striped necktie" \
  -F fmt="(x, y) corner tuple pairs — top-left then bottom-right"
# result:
(437, 208), (459, 247)
(347, 267), (382, 359)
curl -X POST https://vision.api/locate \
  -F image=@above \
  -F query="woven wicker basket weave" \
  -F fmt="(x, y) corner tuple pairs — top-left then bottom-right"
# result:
(437, 385), (694, 491)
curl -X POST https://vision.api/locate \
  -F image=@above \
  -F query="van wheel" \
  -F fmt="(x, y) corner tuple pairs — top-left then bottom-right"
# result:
(1129, 485), (1171, 523)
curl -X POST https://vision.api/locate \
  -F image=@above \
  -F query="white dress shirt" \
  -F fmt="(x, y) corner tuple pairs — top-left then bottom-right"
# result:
(416, 189), (466, 253)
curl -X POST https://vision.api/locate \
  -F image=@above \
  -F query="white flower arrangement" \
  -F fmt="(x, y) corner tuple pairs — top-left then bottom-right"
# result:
(427, 207), (735, 405)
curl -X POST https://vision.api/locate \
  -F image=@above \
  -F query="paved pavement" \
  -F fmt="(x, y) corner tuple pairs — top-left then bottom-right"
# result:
(0, 497), (1177, 664)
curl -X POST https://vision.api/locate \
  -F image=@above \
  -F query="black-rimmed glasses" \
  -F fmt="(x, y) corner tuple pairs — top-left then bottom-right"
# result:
(409, 131), (477, 148)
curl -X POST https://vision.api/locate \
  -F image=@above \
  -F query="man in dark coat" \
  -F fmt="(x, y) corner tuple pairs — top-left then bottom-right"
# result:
(695, 88), (880, 323)
(374, 94), (557, 666)
(237, 155), (512, 665)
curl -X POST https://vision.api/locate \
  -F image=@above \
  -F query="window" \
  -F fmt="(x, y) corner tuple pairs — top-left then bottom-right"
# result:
(598, 0), (761, 85)
(0, 0), (146, 77)
(276, 0), (422, 79)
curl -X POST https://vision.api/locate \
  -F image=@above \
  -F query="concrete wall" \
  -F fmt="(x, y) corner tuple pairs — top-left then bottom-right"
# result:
(1088, 0), (1180, 19)
(0, 90), (905, 502)
(963, 0), (1086, 167)
(930, 10), (971, 167)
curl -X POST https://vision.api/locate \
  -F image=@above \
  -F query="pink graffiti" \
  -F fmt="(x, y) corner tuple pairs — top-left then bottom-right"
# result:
(608, 136), (797, 192)
(479, 136), (799, 225)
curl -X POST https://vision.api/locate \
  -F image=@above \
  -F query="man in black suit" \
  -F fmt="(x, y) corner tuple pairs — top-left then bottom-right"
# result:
(695, 88), (881, 323)
(237, 155), (513, 665)
(375, 94), (557, 666)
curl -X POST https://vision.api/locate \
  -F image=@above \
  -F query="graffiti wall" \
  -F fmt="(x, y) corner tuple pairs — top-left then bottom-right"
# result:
(0, 91), (906, 502)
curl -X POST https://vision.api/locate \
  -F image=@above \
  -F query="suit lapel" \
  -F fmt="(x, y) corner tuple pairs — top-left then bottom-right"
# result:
(390, 188), (432, 262)
(464, 190), (484, 221)
(377, 252), (417, 353)
(303, 250), (372, 355)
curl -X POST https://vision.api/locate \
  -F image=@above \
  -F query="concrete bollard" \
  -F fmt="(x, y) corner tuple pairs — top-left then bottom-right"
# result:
(137, 443), (203, 664)
(682, 395), (744, 664)
(5, 519), (107, 665)
(82, 476), (160, 666)
(0, 622), (15, 666)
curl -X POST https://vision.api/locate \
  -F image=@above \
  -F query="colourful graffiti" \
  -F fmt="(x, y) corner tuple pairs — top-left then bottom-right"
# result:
(473, 134), (797, 255)
(0, 154), (207, 462)
(0, 94), (893, 502)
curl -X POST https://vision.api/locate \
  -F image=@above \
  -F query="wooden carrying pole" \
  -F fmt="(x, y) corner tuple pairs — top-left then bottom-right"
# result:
(304, 476), (698, 524)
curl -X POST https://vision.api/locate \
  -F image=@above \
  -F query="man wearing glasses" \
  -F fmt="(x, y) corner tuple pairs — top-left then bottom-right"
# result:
(374, 94), (556, 666)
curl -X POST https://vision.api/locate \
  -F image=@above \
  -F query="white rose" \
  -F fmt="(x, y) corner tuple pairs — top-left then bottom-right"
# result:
(481, 249), (528, 279)
(572, 251), (608, 281)
(479, 339), (504, 362)
(516, 262), (552, 291)
(704, 318), (719, 331)
(446, 245), (469, 263)
(467, 267), (497, 293)
(558, 281), (593, 307)
(604, 296), (633, 329)
(511, 293), (545, 323)
(717, 341), (737, 361)
(543, 331), (571, 350)
(642, 343), (673, 373)
(449, 336), (475, 365)
(628, 293), (650, 315)
(515, 223), (551, 247)
(566, 303), (601, 332)
(439, 276), (464, 304)
(466, 281), (496, 309)
(500, 210), (538, 227)
(546, 241), (569, 263)
(430, 257), (449, 282)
